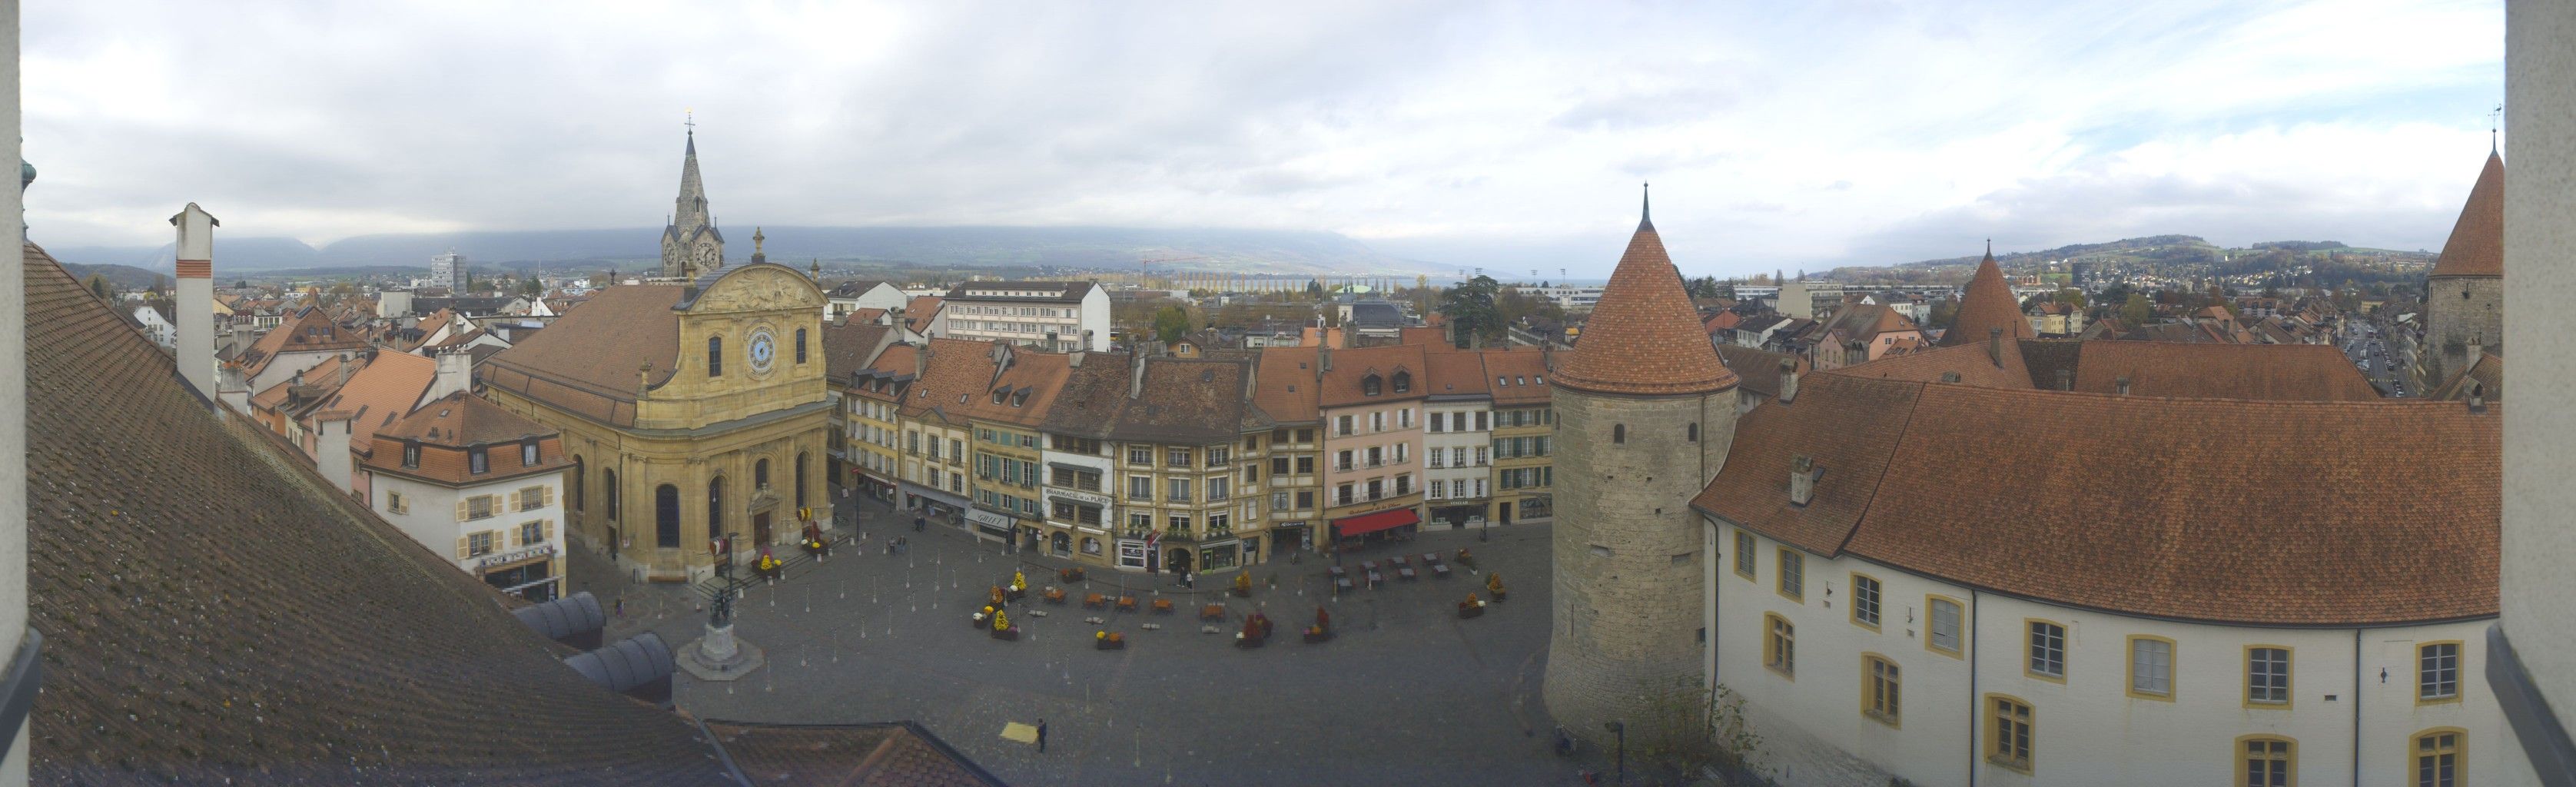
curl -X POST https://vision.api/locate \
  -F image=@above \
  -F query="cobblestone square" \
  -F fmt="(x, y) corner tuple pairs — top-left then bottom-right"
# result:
(579, 499), (1588, 786)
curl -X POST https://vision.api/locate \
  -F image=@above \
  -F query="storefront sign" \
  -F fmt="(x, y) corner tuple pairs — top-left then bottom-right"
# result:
(473, 543), (556, 572)
(965, 509), (1017, 534)
(1047, 489), (1113, 508)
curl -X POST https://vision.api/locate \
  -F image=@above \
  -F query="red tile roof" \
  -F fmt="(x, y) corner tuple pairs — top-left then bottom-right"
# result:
(311, 350), (438, 446)
(1318, 344), (1428, 407)
(481, 284), (685, 427)
(1557, 214), (1735, 396)
(2430, 151), (2504, 277)
(2066, 340), (2378, 401)
(1695, 373), (2498, 626)
(1481, 348), (1555, 406)
(362, 390), (570, 486)
(1252, 346), (1322, 423)
(1938, 249), (2035, 347)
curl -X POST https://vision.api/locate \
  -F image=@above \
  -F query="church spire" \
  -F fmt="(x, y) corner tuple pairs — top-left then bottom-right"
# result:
(1638, 181), (1653, 231)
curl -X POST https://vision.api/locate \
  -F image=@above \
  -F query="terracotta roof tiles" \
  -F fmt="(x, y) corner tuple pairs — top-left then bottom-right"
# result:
(481, 284), (685, 427)
(1555, 214), (1735, 396)
(1938, 249), (2036, 347)
(2430, 151), (2505, 278)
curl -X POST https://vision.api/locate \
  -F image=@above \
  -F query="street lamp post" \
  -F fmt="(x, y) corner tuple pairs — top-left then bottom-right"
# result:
(1603, 721), (1625, 785)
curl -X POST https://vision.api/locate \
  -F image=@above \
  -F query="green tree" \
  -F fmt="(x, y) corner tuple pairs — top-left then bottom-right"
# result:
(83, 273), (111, 301)
(1685, 275), (1725, 300)
(520, 276), (543, 297)
(1306, 279), (1325, 300)
(1437, 275), (1505, 345)
(1152, 306), (1192, 344)
(2053, 288), (2086, 310)
(2120, 293), (2153, 324)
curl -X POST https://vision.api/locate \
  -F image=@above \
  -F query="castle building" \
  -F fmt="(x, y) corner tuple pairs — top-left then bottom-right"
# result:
(2419, 151), (2505, 387)
(483, 257), (832, 581)
(660, 126), (725, 280)
(1542, 192), (1742, 748)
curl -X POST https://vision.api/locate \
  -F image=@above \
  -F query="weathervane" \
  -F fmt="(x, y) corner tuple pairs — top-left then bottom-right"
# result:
(2490, 104), (2503, 152)
(686, 108), (695, 133)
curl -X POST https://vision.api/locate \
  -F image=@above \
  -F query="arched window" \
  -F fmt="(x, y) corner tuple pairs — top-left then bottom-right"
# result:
(796, 453), (810, 510)
(654, 484), (680, 547)
(755, 459), (772, 490)
(795, 328), (808, 364)
(604, 469), (620, 520)
(570, 456), (585, 510)
(708, 336), (724, 377)
(1613, 424), (1626, 444)
(1687, 423), (1699, 443)
(708, 477), (728, 536)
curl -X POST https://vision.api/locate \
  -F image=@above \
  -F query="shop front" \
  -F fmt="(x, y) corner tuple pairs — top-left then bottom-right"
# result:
(901, 483), (968, 524)
(1045, 489), (1113, 564)
(964, 508), (1017, 543)
(1199, 540), (1240, 572)
(1430, 504), (1487, 529)
(1329, 506), (1420, 546)
(851, 467), (897, 502)
(1115, 539), (1150, 571)
(1270, 522), (1309, 554)
(476, 543), (560, 602)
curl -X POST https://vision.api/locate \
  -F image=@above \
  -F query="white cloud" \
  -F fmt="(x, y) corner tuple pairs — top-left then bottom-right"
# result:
(20, 0), (2503, 276)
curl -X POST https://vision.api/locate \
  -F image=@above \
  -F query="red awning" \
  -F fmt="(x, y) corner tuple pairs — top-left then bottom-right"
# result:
(1332, 507), (1419, 537)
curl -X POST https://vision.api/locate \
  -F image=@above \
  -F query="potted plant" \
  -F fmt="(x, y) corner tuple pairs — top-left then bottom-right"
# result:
(1095, 630), (1126, 650)
(1458, 592), (1487, 619)
(991, 609), (1018, 641)
(755, 550), (784, 583)
(1007, 571), (1028, 601)
(1231, 573), (1253, 598)
(1486, 572), (1507, 601)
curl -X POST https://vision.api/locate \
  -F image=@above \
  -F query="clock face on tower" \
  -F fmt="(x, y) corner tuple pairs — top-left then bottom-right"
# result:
(748, 328), (777, 374)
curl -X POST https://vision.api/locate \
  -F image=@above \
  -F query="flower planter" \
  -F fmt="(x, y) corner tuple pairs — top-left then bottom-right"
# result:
(1456, 603), (1485, 619)
(1005, 587), (1027, 602)
(991, 627), (1020, 642)
(1303, 629), (1333, 644)
(1096, 634), (1126, 650)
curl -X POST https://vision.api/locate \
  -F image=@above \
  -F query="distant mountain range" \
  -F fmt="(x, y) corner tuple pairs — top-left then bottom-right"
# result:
(36, 225), (1439, 277)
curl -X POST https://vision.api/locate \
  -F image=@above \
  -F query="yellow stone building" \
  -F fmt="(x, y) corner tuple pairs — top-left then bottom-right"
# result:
(482, 261), (834, 582)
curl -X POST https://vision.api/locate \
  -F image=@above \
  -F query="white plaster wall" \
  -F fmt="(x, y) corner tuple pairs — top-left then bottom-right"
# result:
(371, 473), (566, 576)
(1714, 524), (2508, 786)
(2501, 2), (2576, 779)
(1424, 402), (1489, 514)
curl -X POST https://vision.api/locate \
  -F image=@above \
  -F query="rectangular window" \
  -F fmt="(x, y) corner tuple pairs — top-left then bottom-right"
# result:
(1296, 456), (1314, 474)
(1207, 448), (1230, 467)
(1167, 478), (1191, 503)
(1732, 532), (1756, 579)
(1296, 490), (1313, 510)
(1127, 513), (1153, 534)
(1864, 656), (1900, 727)
(1764, 613), (1794, 678)
(1208, 477), (1229, 502)
(1851, 573), (1882, 629)
(1128, 477), (1152, 501)
(1429, 413), (1445, 433)
(1167, 515), (1190, 533)
(1776, 548), (1804, 601)
(466, 495), (496, 520)
(1928, 597), (1963, 656)
(1369, 411), (1383, 431)
(2414, 730), (2460, 787)
(520, 520), (543, 546)
(1336, 484), (1353, 506)
(2247, 647), (2290, 706)
(1296, 428), (1313, 443)
(1273, 457), (1290, 474)
(385, 490), (408, 514)
(1473, 411), (1488, 430)
(1271, 492), (1290, 512)
(2240, 737), (2293, 787)
(2028, 621), (2066, 680)
(2128, 636), (2175, 700)
(2418, 642), (2461, 702)
(469, 448), (489, 474)
(1987, 696), (2033, 772)
(467, 530), (496, 556)
(1429, 450), (1445, 469)
(1336, 415), (1353, 436)
(518, 486), (547, 511)
(1129, 447), (1152, 465)
(1473, 447), (1488, 466)
(1167, 449), (1190, 467)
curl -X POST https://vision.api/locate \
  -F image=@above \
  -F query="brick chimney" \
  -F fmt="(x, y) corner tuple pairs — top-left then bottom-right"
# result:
(1776, 358), (1799, 404)
(1987, 326), (2004, 367)
(1788, 455), (1817, 506)
(313, 410), (357, 496)
(170, 203), (219, 400)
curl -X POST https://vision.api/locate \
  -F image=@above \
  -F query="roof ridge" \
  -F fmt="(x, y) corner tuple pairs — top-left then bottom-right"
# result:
(1830, 377), (1928, 556)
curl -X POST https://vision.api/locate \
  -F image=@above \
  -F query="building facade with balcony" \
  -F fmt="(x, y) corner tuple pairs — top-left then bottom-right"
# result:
(1316, 345), (1428, 545)
(895, 339), (991, 530)
(839, 341), (914, 504)
(1253, 347), (1326, 556)
(1421, 349), (1494, 528)
(938, 281), (1111, 352)
(1483, 348), (1555, 526)
(1052, 353), (1275, 574)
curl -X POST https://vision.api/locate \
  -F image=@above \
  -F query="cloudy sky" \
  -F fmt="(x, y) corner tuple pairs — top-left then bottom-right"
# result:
(25, 0), (2502, 277)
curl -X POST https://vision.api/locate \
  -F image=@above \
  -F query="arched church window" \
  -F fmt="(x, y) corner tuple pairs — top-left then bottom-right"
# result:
(708, 336), (725, 377)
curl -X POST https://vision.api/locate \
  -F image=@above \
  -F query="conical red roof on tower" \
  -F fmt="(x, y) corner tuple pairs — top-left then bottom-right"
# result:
(2429, 151), (2504, 278)
(1556, 188), (1737, 396)
(1937, 244), (2036, 347)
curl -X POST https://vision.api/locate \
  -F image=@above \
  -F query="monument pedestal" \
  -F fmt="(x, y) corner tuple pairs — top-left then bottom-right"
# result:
(677, 621), (765, 681)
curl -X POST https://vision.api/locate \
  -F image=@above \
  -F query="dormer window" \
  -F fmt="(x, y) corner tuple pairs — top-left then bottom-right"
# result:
(994, 389), (1008, 404)
(469, 447), (490, 475)
(401, 440), (420, 469)
(1013, 391), (1030, 407)
(1362, 374), (1382, 397)
(1391, 371), (1412, 394)
(521, 439), (539, 467)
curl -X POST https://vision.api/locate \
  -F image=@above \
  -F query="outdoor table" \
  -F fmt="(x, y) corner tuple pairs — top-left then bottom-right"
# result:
(1116, 596), (1139, 612)
(1200, 604), (1227, 620)
(1393, 555), (1411, 566)
(1422, 553), (1440, 565)
(1044, 587), (1068, 604)
(1152, 599), (1175, 614)
(1083, 593), (1107, 609)
(1398, 565), (1417, 580)
(1365, 569), (1383, 587)
(1432, 563), (1452, 578)
(1328, 565), (1347, 577)
(1333, 575), (1354, 592)
(1360, 560), (1379, 573)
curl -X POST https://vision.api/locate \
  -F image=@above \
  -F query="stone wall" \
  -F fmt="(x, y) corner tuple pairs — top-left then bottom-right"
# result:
(2424, 274), (2503, 384)
(1543, 385), (1737, 745)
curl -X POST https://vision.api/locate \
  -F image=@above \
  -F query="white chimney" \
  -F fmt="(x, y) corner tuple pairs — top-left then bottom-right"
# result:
(314, 411), (357, 496)
(423, 347), (473, 403)
(170, 203), (219, 400)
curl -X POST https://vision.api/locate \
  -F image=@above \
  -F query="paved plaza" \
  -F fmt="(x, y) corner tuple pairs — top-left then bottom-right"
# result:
(574, 499), (1600, 786)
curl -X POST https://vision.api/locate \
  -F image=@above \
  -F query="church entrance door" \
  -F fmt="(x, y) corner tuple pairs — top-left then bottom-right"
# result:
(753, 513), (772, 547)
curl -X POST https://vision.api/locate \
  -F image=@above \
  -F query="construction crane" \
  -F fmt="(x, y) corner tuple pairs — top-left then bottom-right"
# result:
(1138, 254), (1207, 291)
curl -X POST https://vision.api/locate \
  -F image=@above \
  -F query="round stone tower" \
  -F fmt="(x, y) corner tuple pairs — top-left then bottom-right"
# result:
(2422, 151), (2504, 387)
(1542, 191), (1739, 746)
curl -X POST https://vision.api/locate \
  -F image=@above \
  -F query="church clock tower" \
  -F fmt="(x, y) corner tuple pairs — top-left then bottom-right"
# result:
(660, 121), (725, 279)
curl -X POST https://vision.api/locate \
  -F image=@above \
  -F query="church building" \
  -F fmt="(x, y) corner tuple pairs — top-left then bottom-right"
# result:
(480, 132), (833, 582)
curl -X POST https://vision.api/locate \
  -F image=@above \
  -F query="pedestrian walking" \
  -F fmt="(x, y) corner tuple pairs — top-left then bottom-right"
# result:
(1036, 719), (1047, 753)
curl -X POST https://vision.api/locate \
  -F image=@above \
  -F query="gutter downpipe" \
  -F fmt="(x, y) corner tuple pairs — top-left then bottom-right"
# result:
(1968, 590), (1980, 787)
(2353, 628), (2362, 787)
